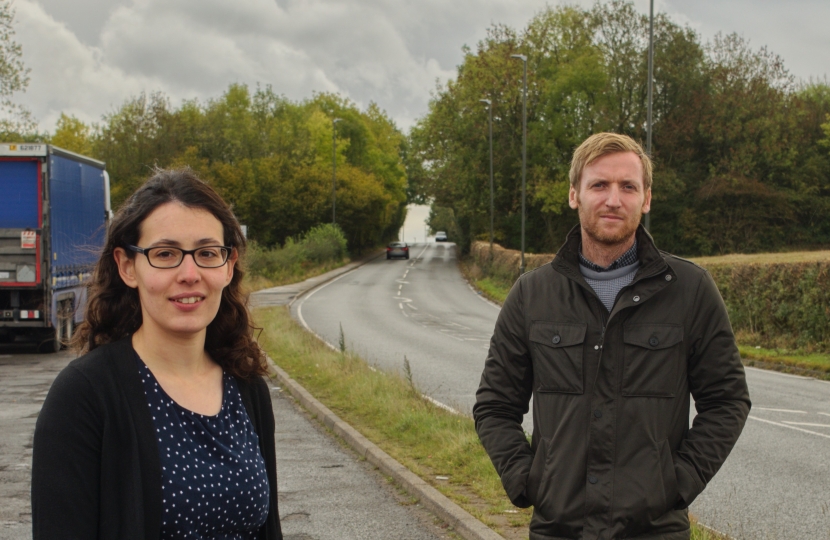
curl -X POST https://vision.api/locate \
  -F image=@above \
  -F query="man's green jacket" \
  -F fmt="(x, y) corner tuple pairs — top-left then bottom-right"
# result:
(473, 225), (750, 540)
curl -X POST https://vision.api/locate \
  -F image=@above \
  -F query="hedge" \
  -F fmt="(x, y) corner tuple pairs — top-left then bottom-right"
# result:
(470, 241), (830, 353)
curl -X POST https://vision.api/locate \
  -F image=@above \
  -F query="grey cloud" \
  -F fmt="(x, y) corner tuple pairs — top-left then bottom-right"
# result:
(11, 0), (830, 135)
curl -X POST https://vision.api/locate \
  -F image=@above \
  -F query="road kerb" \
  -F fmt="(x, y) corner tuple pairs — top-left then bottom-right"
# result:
(266, 358), (506, 540)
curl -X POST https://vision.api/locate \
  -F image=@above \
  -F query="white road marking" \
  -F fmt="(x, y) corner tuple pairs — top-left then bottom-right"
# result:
(745, 367), (815, 380)
(465, 282), (502, 310)
(748, 416), (830, 440)
(296, 268), (359, 352)
(819, 413), (830, 418)
(397, 290), (401, 296)
(753, 407), (807, 414)
(781, 421), (830, 428)
(399, 303), (404, 310)
(422, 395), (462, 415)
(405, 304), (417, 310)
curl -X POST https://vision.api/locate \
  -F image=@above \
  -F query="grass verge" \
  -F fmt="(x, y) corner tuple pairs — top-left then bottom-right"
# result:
(255, 306), (725, 539)
(460, 258), (830, 381)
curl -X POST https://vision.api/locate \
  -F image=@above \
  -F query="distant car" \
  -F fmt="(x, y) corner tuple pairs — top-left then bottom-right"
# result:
(386, 241), (409, 260)
(435, 231), (448, 242)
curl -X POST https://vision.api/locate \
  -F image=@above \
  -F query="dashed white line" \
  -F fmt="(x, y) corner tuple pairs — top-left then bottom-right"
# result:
(819, 412), (830, 418)
(781, 421), (830, 428)
(748, 416), (830, 440)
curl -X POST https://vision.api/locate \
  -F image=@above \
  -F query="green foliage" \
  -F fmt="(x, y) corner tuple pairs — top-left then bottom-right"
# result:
(707, 262), (830, 353)
(246, 224), (348, 283)
(301, 223), (348, 263)
(426, 204), (460, 240)
(50, 113), (94, 155)
(80, 85), (406, 252)
(409, 0), (830, 256)
(0, 0), (35, 137)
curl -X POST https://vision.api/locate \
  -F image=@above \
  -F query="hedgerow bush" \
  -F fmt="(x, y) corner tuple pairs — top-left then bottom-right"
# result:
(471, 241), (830, 353)
(247, 224), (348, 283)
(706, 262), (830, 352)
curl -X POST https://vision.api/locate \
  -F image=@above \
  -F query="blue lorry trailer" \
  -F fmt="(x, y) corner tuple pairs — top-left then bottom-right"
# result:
(0, 143), (111, 352)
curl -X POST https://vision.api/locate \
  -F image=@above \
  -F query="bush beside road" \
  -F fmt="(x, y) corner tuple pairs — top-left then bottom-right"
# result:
(467, 241), (830, 380)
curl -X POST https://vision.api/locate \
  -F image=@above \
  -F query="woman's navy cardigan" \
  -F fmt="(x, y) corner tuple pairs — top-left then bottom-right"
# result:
(31, 337), (283, 540)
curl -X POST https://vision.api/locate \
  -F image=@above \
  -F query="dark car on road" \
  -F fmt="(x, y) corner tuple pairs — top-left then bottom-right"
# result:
(386, 242), (409, 260)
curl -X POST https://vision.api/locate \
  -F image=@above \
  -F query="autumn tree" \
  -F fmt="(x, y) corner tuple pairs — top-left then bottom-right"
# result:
(0, 0), (35, 137)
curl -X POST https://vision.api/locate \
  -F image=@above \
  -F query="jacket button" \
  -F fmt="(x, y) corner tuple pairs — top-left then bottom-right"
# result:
(594, 345), (599, 350)
(593, 410), (602, 418)
(665, 274), (673, 281)
(588, 475), (598, 484)
(633, 295), (640, 302)
(649, 336), (659, 347)
(552, 335), (561, 344)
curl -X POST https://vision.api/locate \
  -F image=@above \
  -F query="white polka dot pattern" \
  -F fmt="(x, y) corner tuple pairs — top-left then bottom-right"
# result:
(136, 354), (270, 539)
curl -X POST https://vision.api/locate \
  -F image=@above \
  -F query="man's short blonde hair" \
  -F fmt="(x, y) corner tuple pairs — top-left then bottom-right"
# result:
(569, 133), (653, 191)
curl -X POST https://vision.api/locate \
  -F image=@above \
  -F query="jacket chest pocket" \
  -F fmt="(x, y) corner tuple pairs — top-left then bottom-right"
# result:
(529, 322), (587, 394)
(622, 324), (683, 397)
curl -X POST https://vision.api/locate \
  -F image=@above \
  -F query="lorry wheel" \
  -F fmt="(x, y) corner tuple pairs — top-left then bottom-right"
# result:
(38, 329), (60, 354)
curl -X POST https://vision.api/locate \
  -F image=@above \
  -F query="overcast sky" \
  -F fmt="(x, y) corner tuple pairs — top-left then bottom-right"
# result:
(10, 0), (830, 134)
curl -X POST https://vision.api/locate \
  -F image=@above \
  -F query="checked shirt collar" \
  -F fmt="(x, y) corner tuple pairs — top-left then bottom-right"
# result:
(579, 240), (639, 273)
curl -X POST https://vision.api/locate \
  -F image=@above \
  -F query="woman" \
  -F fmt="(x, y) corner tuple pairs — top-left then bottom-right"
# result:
(32, 168), (283, 539)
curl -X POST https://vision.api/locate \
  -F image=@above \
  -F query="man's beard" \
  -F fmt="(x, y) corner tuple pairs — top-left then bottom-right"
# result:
(577, 202), (642, 246)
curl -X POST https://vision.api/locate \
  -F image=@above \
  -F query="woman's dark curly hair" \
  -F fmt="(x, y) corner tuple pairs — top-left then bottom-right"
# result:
(71, 168), (267, 379)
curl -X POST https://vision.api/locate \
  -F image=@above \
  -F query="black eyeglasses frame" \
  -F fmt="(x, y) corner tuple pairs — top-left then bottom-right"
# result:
(126, 244), (233, 269)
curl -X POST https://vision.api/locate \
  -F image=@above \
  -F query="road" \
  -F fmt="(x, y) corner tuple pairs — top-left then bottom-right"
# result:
(0, 341), (453, 540)
(294, 241), (830, 540)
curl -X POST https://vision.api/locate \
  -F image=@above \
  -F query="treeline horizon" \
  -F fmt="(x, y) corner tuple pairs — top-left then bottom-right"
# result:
(408, 0), (830, 256)
(41, 86), (408, 252)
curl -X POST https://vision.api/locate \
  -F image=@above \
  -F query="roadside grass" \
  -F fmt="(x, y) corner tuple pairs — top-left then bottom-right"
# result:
(460, 258), (830, 380)
(255, 306), (532, 539)
(738, 343), (830, 380)
(255, 306), (723, 539)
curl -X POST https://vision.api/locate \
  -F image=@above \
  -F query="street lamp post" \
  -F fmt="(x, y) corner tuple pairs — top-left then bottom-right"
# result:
(480, 99), (495, 260)
(511, 54), (528, 275)
(645, 0), (654, 231)
(332, 118), (341, 224)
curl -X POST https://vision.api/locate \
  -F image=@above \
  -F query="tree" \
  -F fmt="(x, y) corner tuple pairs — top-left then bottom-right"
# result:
(86, 84), (407, 252)
(408, 0), (830, 256)
(0, 0), (35, 137)
(50, 114), (93, 155)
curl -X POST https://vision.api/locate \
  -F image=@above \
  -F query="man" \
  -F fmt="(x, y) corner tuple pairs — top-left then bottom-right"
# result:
(473, 133), (750, 540)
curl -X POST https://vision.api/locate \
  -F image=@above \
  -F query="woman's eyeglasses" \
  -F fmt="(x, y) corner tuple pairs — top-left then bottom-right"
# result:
(126, 245), (231, 269)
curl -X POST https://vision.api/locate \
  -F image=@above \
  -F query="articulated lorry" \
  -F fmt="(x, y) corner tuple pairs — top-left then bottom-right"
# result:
(0, 143), (111, 352)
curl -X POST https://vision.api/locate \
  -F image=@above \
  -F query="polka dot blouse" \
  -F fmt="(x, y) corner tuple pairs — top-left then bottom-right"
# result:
(136, 354), (270, 539)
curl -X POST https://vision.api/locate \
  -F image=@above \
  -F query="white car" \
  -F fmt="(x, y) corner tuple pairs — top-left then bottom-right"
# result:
(435, 231), (448, 242)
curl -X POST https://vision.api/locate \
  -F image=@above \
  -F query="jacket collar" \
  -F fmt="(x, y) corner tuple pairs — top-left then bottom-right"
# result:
(553, 224), (664, 275)
(551, 224), (672, 309)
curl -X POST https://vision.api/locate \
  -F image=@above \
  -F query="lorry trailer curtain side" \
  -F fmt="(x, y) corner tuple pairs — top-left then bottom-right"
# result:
(0, 143), (111, 352)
